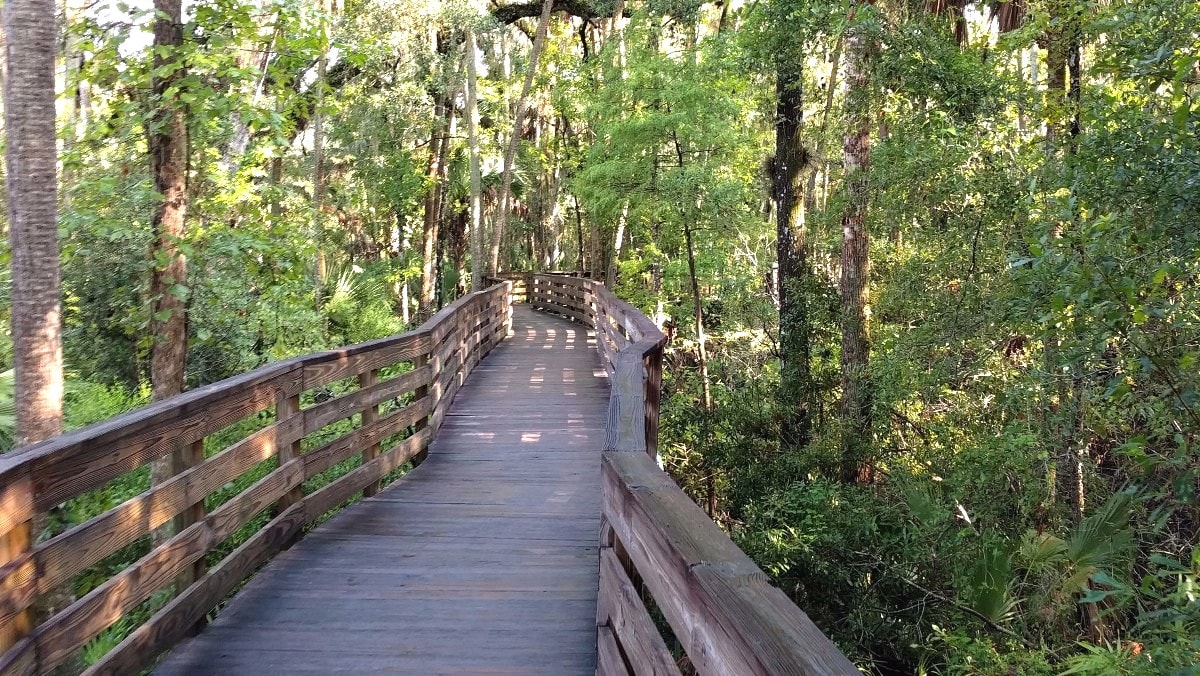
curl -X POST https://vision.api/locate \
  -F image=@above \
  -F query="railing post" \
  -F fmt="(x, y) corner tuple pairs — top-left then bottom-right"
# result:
(275, 392), (304, 514)
(412, 353), (430, 467)
(174, 438), (207, 584)
(0, 472), (34, 662)
(643, 344), (664, 461)
(359, 368), (382, 496)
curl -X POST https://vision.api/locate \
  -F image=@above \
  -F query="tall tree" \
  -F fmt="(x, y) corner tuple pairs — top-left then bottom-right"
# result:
(466, 25), (484, 291)
(312, 0), (331, 308)
(489, 0), (555, 275)
(148, 0), (190, 489)
(4, 0), (63, 446)
(838, 1), (873, 484)
(775, 53), (812, 451)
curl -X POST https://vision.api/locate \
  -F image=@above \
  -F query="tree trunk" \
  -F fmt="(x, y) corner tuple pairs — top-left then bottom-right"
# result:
(838, 7), (873, 484)
(312, 0), (330, 309)
(489, 0), (555, 275)
(606, 202), (628, 287)
(4, 1), (63, 435)
(467, 27), (484, 291)
(774, 56), (812, 451)
(421, 90), (449, 316)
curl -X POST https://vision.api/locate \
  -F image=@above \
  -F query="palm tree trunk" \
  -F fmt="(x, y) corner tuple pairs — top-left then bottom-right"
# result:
(489, 0), (555, 275)
(4, 1), (63, 448)
(5, 0), (67, 656)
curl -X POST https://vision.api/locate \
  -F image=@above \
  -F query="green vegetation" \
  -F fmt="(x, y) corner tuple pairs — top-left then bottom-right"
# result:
(2, 0), (1197, 672)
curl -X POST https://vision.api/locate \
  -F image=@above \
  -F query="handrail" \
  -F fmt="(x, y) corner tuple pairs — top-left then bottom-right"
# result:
(0, 282), (512, 675)
(522, 273), (856, 676)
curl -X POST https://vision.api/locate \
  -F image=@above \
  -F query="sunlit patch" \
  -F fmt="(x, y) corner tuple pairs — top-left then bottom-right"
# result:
(521, 433), (542, 443)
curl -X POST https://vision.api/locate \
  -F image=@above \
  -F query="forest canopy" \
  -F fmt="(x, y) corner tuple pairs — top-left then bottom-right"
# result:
(1, 0), (1198, 672)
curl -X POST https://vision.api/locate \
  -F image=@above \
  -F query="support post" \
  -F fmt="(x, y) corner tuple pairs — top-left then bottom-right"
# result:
(275, 392), (304, 514)
(359, 369), (382, 496)
(412, 354), (430, 467)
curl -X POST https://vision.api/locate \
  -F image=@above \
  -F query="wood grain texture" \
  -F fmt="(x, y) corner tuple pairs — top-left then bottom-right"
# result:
(598, 548), (682, 676)
(602, 452), (858, 676)
(597, 625), (631, 676)
(155, 306), (607, 675)
(34, 420), (298, 593)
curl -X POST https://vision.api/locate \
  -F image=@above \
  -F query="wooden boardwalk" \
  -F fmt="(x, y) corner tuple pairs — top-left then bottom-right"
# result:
(156, 306), (608, 675)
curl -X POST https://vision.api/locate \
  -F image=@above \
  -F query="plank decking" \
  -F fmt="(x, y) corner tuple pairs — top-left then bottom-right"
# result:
(155, 305), (607, 675)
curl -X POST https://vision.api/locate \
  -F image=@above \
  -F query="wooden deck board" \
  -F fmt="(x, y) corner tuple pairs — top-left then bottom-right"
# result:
(155, 306), (607, 675)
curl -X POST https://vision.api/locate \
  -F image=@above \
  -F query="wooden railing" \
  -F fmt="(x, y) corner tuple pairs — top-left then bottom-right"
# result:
(0, 282), (512, 675)
(522, 273), (857, 676)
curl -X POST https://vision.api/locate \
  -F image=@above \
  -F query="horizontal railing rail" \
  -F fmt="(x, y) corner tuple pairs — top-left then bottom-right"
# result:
(520, 273), (856, 676)
(0, 281), (513, 675)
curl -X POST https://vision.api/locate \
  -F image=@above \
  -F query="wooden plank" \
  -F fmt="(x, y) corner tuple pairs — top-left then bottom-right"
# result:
(302, 396), (431, 478)
(302, 365), (430, 434)
(301, 428), (431, 522)
(36, 521), (211, 670)
(0, 638), (35, 676)
(35, 420), (298, 594)
(597, 625), (630, 676)
(0, 474), (32, 541)
(605, 350), (647, 453)
(19, 364), (303, 512)
(601, 453), (858, 676)
(174, 439), (207, 592)
(0, 554), (35, 628)
(84, 503), (308, 676)
(301, 333), (429, 391)
(35, 459), (304, 670)
(599, 548), (682, 676)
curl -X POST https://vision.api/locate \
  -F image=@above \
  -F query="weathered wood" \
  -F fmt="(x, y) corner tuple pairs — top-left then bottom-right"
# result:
(0, 474), (33, 541)
(10, 363), (303, 512)
(301, 333), (429, 391)
(0, 554), (36, 629)
(34, 420), (297, 594)
(605, 350), (647, 453)
(36, 521), (211, 670)
(0, 638), (35, 676)
(301, 428), (431, 522)
(35, 459), (304, 670)
(274, 393), (303, 512)
(0, 482), (33, 654)
(601, 452), (857, 676)
(358, 369), (382, 497)
(598, 548), (682, 676)
(84, 502), (308, 676)
(302, 397), (432, 478)
(174, 439), (207, 593)
(597, 625), (631, 676)
(302, 365), (430, 435)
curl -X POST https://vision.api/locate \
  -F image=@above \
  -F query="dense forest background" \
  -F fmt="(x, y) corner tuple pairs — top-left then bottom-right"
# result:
(1, 0), (1198, 672)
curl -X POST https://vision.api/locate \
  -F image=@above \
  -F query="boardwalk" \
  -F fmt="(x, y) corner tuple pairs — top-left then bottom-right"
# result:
(156, 306), (608, 674)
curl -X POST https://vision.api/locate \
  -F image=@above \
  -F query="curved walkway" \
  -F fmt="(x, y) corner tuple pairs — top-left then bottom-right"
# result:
(156, 306), (607, 674)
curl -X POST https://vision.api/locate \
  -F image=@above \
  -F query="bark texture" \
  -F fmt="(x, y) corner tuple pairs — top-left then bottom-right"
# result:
(774, 57), (812, 450)
(838, 9), (873, 484)
(4, 0), (63, 446)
